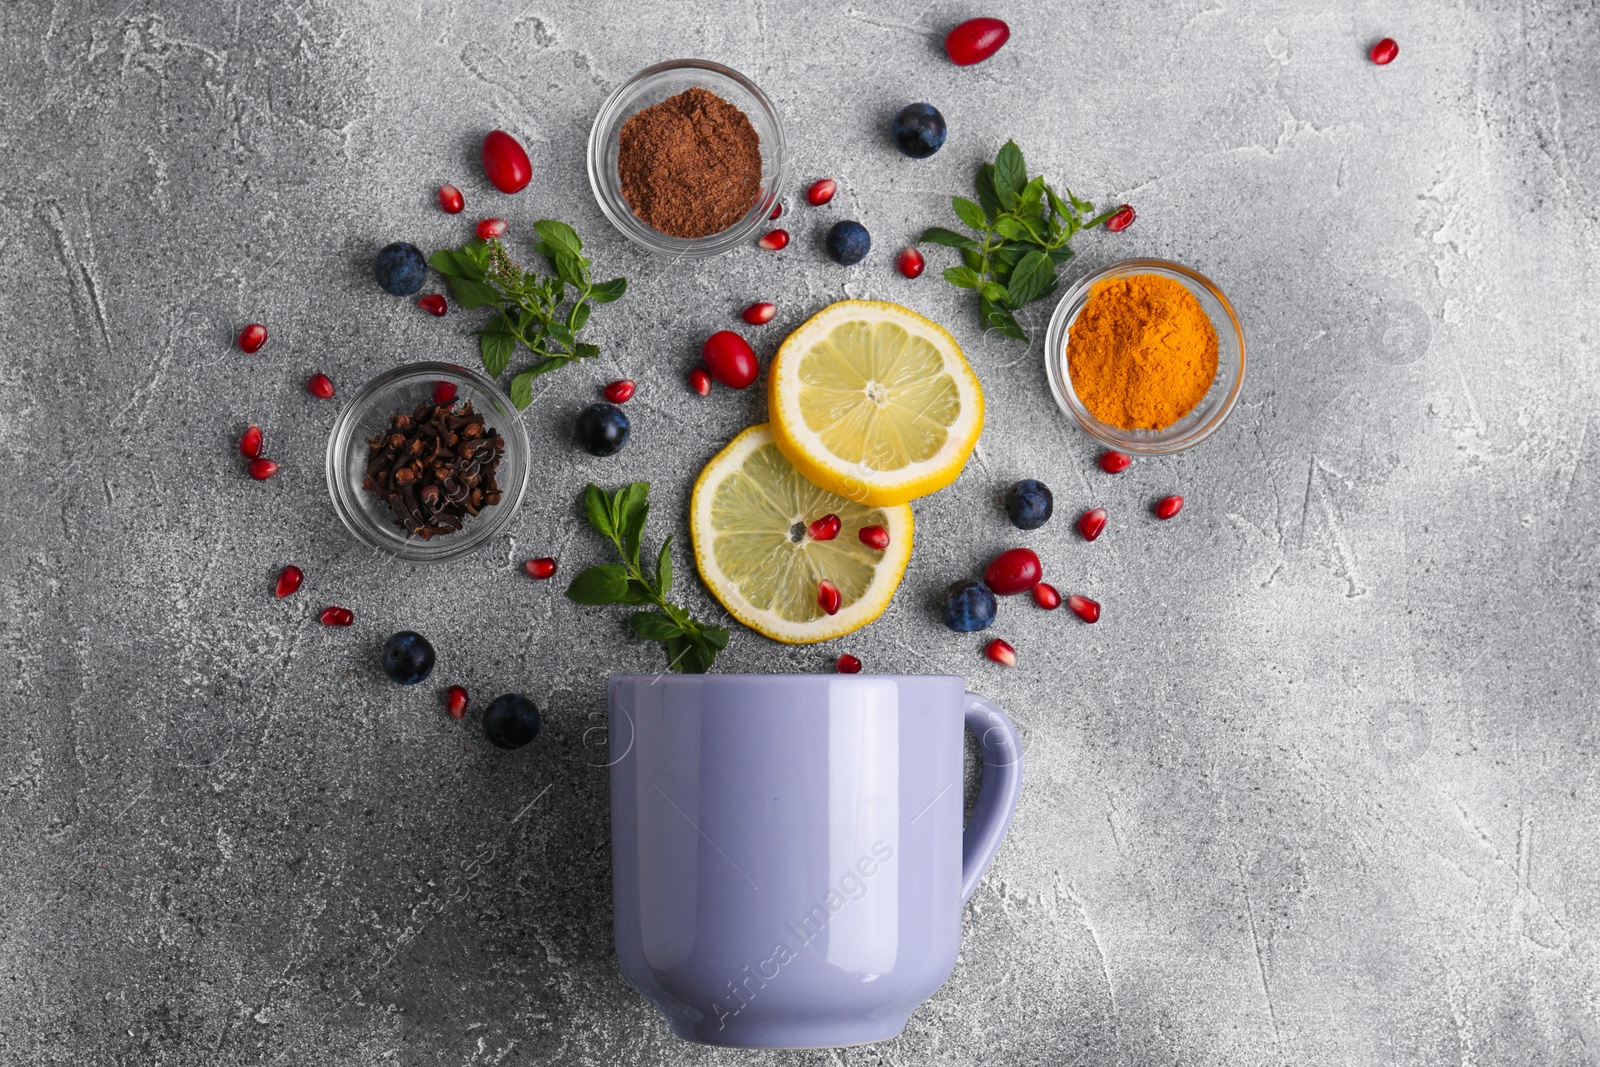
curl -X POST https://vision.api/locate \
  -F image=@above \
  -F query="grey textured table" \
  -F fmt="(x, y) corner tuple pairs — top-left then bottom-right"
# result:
(3, 1), (1597, 1063)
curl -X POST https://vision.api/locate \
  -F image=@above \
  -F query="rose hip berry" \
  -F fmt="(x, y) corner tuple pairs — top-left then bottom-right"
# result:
(481, 130), (532, 194)
(983, 547), (1043, 596)
(758, 229), (790, 251)
(984, 638), (1017, 668)
(742, 302), (777, 325)
(896, 247), (926, 279)
(1154, 495), (1184, 520)
(836, 653), (862, 674)
(438, 184), (465, 214)
(524, 557), (557, 579)
(1099, 450), (1131, 474)
(1105, 205), (1136, 233)
(858, 525), (890, 550)
(418, 294), (447, 317)
(945, 17), (1010, 65)
(701, 331), (759, 389)
(248, 458), (279, 481)
(238, 323), (268, 353)
(1077, 507), (1108, 542)
(817, 579), (842, 616)
(274, 565), (304, 599)
(806, 178), (837, 206)
(807, 514), (841, 541)
(307, 373), (335, 400)
(445, 685), (469, 719)
(319, 606), (354, 626)
(432, 381), (458, 405)
(603, 379), (636, 404)
(239, 425), (264, 459)
(688, 367), (712, 396)
(477, 218), (507, 240)
(1067, 594), (1101, 623)
(1369, 37), (1399, 65)
(1031, 582), (1061, 610)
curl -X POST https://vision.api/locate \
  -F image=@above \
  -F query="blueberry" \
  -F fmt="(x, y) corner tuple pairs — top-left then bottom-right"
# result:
(891, 103), (947, 159)
(942, 579), (997, 632)
(825, 220), (871, 266)
(374, 241), (427, 296)
(381, 631), (436, 685)
(1004, 479), (1054, 530)
(575, 402), (631, 456)
(483, 693), (540, 750)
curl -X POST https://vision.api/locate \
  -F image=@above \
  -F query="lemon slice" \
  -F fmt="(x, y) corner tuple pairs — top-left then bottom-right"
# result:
(691, 424), (913, 644)
(768, 300), (984, 507)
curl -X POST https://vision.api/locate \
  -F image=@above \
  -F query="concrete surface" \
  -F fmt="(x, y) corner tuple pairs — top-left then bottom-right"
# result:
(2, 0), (1598, 1063)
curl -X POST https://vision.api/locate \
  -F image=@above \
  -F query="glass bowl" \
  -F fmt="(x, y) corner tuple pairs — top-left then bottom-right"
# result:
(1044, 259), (1246, 454)
(587, 58), (787, 258)
(325, 362), (530, 562)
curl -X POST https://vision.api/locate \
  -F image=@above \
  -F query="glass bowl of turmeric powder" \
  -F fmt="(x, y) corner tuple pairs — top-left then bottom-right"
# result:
(1044, 259), (1245, 454)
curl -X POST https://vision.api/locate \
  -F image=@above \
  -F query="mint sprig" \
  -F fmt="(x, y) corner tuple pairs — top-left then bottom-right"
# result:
(428, 220), (626, 409)
(920, 140), (1118, 342)
(565, 482), (730, 674)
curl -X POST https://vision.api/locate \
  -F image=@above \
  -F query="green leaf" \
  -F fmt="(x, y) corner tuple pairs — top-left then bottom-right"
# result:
(445, 276), (503, 310)
(699, 624), (730, 651)
(669, 635), (714, 674)
(481, 328), (515, 378)
(583, 484), (614, 538)
(943, 266), (982, 289)
(1005, 249), (1055, 307)
(566, 564), (630, 605)
(508, 367), (535, 409)
(533, 219), (583, 256)
(951, 197), (988, 231)
(975, 164), (1003, 218)
(960, 248), (984, 272)
(523, 356), (572, 380)
(589, 277), (627, 303)
(1083, 208), (1118, 230)
(1047, 244), (1076, 265)
(655, 536), (673, 595)
(1045, 186), (1075, 221)
(1018, 175), (1046, 216)
(428, 249), (485, 280)
(664, 635), (694, 672)
(1068, 189), (1095, 214)
(553, 251), (587, 290)
(629, 611), (683, 642)
(979, 295), (1029, 342)
(546, 324), (576, 350)
(918, 227), (978, 250)
(620, 579), (655, 606)
(995, 140), (1028, 198)
(617, 483), (651, 565)
(979, 281), (1009, 303)
(570, 300), (592, 332)
(994, 216), (1045, 244)
(573, 342), (601, 360)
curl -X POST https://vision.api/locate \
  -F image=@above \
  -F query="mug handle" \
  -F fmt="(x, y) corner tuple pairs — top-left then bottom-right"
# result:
(960, 692), (1024, 903)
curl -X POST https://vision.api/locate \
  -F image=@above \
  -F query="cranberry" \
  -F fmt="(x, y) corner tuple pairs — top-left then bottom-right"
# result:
(983, 547), (1043, 596)
(1105, 205), (1136, 233)
(742, 302), (777, 325)
(248, 458), (279, 481)
(896, 247), (926, 279)
(307, 373), (335, 400)
(481, 130), (532, 194)
(688, 367), (712, 396)
(806, 178), (837, 206)
(238, 425), (264, 459)
(319, 606), (354, 627)
(418, 294), (447, 316)
(524, 557), (557, 579)
(1031, 582), (1061, 610)
(603, 379), (636, 404)
(1067, 594), (1100, 623)
(1369, 37), (1399, 65)
(274, 565), (304, 599)
(817, 579), (842, 616)
(858, 525), (890, 551)
(945, 17), (1010, 65)
(758, 229), (790, 251)
(476, 217), (507, 240)
(438, 184), (465, 214)
(1099, 450), (1131, 474)
(701, 331), (758, 389)
(807, 514), (841, 541)
(445, 685), (469, 719)
(1154, 495), (1184, 520)
(1077, 507), (1107, 542)
(237, 323), (267, 354)
(836, 654), (862, 674)
(984, 638), (1017, 668)
(432, 381), (458, 405)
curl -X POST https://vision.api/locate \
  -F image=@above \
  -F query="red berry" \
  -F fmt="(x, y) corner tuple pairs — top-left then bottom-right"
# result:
(806, 178), (837, 206)
(742, 302), (777, 325)
(896, 247), (926, 279)
(319, 606), (354, 627)
(836, 653), (862, 674)
(1077, 507), (1107, 542)
(238, 323), (267, 353)
(817, 579), (842, 616)
(983, 547), (1043, 596)
(524, 557), (557, 579)
(307, 373), (335, 400)
(758, 229), (790, 251)
(858, 525), (890, 551)
(984, 638), (1017, 668)
(248, 458), (279, 481)
(481, 130), (532, 194)
(769, 203), (783, 220)
(1154, 495), (1184, 520)
(1099, 450), (1131, 474)
(1066, 594), (1100, 624)
(274, 564), (304, 599)
(1032, 582), (1061, 610)
(808, 514), (841, 541)
(477, 217), (507, 240)
(418, 294), (447, 317)
(239, 424), (264, 459)
(1369, 37), (1399, 65)
(445, 685), (469, 719)
(603, 379), (636, 404)
(701, 331), (759, 390)
(438, 183), (465, 214)
(945, 17), (1011, 65)
(688, 367), (712, 396)
(1105, 205), (1136, 233)
(433, 381), (458, 405)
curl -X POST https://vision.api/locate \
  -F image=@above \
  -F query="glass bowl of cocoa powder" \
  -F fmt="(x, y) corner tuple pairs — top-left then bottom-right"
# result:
(587, 59), (787, 258)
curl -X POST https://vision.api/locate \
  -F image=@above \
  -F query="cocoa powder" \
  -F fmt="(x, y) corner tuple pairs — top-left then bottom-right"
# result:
(617, 87), (762, 239)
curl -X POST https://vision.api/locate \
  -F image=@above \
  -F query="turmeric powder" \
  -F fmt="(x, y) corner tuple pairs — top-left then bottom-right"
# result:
(1066, 273), (1219, 430)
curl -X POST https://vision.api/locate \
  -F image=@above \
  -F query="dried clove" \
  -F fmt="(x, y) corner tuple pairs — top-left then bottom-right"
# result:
(363, 397), (505, 538)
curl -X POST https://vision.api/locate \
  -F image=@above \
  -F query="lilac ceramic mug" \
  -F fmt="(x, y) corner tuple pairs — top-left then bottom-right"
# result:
(608, 673), (1023, 1049)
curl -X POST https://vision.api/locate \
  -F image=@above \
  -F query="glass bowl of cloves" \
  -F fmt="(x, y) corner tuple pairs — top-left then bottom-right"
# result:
(325, 361), (530, 562)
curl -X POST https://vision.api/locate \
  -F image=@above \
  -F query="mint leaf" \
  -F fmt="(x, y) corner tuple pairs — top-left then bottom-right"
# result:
(979, 281), (1009, 303)
(919, 227), (977, 249)
(951, 197), (988, 231)
(589, 278), (627, 303)
(975, 164), (1003, 218)
(583, 484), (613, 538)
(445, 276), (502, 310)
(979, 296), (1029, 342)
(628, 611), (682, 641)
(482, 328), (515, 378)
(995, 141), (1027, 196)
(1006, 250), (1055, 307)
(533, 219), (583, 256)
(655, 537), (673, 594)
(943, 266), (982, 289)
(574, 342), (601, 360)
(566, 564), (630, 605)
(508, 367), (535, 409)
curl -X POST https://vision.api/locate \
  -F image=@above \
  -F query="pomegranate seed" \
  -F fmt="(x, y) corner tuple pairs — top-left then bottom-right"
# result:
(769, 202), (783, 220)
(1105, 205), (1136, 233)
(742, 302), (777, 325)
(984, 638), (1017, 668)
(1032, 582), (1061, 610)
(836, 653), (862, 674)
(524, 557), (557, 579)
(237, 323), (267, 353)
(274, 565), (304, 599)
(983, 547), (1043, 596)
(1077, 507), (1107, 542)
(896, 247), (926, 279)
(807, 514), (841, 541)
(418, 294), (447, 317)
(806, 178), (837, 206)
(238, 424), (264, 459)
(319, 606), (354, 627)
(688, 367), (712, 396)
(1067, 594), (1101, 623)
(1369, 37), (1399, 65)
(433, 381), (458, 405)
(1154, 495), (1184, 520)
(476, 217), (507, 240)
(248, 458), (279, 481)
(858, 525), (890, 550)
(945, 17), (1011, 66)
(445, 685), (469, 719)
(481, 129), (532, 194)
(701, 331), (759, 389)
(1099, 450), (1131, 474)
(758, 229), (790, 251)
(603, 379), (636, 404)
(817, 579), (842, 616)
(307, 373), (335, 400)
(437, 183), (465, 214)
